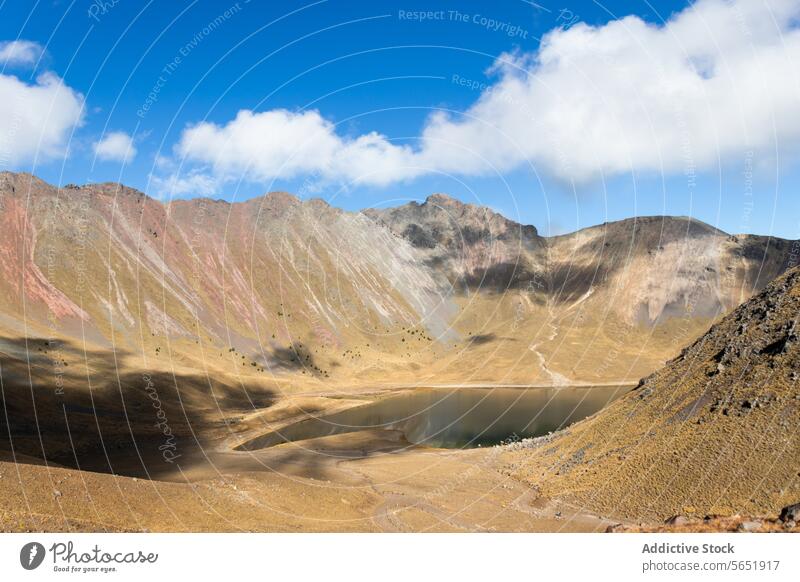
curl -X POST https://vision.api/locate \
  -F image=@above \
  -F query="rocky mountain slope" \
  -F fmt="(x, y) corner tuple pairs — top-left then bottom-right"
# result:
(505, 264), (800, 521)
(0, 171), (795, 385)
(366, 195), (793, 383)
(368, 198), (790, 325)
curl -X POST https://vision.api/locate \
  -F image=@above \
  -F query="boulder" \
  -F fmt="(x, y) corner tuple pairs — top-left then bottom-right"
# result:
(779, 502), (800, 522)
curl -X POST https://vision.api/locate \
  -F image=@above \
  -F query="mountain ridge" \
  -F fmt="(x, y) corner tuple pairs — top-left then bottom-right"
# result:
(3, 170), (780, 238)
(0, 171), (796, 385)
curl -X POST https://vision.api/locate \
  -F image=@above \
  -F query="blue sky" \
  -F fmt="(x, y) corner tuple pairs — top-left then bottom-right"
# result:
(1, 0), (800, 238)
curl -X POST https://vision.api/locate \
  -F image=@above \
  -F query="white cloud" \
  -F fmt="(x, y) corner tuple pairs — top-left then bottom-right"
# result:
(150, 171), (218, 198)
(94, 131), (137, 163)
(0, 40), (43, 66)
(175, 109), (419, 187)
(0, 72), (84, 167)
(165, 0), (800, 191)
(420, 0), (800, 181)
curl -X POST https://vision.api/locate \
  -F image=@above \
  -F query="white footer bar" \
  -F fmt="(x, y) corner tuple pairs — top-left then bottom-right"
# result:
(0, 533), (796, 581)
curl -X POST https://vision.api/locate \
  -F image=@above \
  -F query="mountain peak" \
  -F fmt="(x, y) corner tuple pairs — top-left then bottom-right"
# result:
(261, 190), (300, 209)
(424, 193), (462, 207)
(0, 171), (50, 194)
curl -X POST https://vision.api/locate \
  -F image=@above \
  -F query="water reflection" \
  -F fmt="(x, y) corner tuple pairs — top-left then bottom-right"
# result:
(238, 385), (629, 450)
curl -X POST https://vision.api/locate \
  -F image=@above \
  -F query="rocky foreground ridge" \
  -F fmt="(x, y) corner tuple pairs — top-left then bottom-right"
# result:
(506, 265), (800, 521)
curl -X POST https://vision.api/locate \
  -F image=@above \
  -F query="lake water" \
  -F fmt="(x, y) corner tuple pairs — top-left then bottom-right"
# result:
(237, 385), (630, 450)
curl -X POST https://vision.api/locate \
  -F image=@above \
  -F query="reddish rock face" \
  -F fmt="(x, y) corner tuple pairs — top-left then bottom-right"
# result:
(0, 173), (459, 368)
(0, 195), (87, 320)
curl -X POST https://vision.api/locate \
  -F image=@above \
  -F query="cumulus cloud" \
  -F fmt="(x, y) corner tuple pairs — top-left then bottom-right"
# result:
(421, 0), (800, 181)
(0, 40), (43, 66)
(166, 0), (800, 192)
(93, 131), (137, 163)
(0, 72), (84, 167)
(149, 170), (218, 198)
(174, 109), (419, 188)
